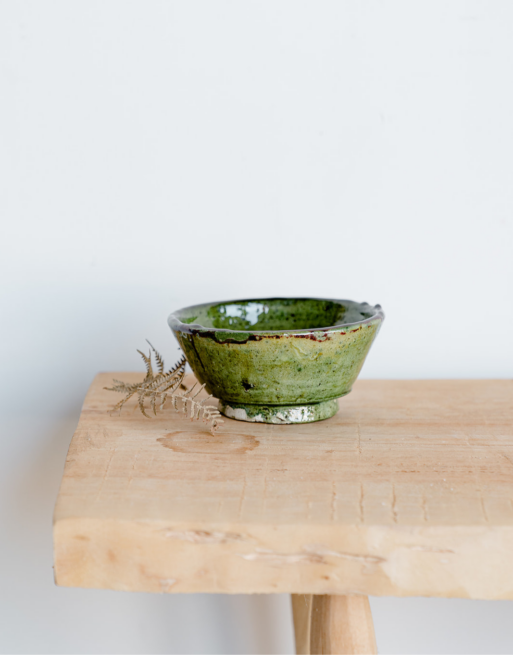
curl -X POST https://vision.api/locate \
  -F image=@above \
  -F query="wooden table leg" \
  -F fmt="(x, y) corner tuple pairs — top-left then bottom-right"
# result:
(291, 594), (377, 655)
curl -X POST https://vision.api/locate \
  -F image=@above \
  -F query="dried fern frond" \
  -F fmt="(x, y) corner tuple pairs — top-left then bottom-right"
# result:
(109, 390), (137, 415)
(104, 343), (223, 434)
(137, 349), (154, 380)
(146, 340), (164, 374)
(177, 383), (224, 432)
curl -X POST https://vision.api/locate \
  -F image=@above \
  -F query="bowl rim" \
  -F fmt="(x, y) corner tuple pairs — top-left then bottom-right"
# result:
(168, 296), (384, 336)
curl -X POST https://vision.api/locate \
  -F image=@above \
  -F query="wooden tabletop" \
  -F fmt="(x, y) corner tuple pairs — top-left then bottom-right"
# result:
(53, 374), (513, 599)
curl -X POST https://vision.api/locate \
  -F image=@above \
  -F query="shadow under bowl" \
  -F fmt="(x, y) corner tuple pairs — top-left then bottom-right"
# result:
(168, 297), (384, 424)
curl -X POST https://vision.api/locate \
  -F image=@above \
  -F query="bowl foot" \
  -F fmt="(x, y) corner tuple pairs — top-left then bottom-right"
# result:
(218, 399), (339, 424)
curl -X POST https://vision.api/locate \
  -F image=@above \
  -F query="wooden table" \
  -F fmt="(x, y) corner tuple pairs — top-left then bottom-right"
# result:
(54, 375), (513, 654)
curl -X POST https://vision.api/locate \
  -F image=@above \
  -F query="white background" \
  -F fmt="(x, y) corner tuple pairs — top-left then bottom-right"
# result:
(1, 1), (513, 653)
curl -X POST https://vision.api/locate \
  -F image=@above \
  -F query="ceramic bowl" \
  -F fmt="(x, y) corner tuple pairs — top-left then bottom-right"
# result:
(168, 297), (384, 424)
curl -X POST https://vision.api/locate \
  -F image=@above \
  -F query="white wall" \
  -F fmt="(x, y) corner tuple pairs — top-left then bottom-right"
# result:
(1, 1), (512, 653)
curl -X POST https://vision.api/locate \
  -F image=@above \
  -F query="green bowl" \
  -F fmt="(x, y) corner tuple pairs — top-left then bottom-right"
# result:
(168, 297), (384, 424)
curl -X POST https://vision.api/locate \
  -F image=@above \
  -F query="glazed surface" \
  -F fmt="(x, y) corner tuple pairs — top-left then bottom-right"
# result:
(175, 298), (375, 332)
(218, 398), (339, 424)
(169, 297), (384, 407)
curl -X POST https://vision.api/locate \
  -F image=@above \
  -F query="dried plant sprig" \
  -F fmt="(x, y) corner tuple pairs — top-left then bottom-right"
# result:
(105, 341), (223, 434)
(160, 382), (224, 434)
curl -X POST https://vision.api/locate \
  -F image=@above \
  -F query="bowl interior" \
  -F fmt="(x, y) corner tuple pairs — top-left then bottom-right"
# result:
(178, 298), (375, 332)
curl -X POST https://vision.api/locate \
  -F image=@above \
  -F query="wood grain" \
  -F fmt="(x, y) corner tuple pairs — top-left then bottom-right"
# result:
(53, 375), (513, 598)
(292, 594), (313, 654)
(292, 594), (377, 655)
